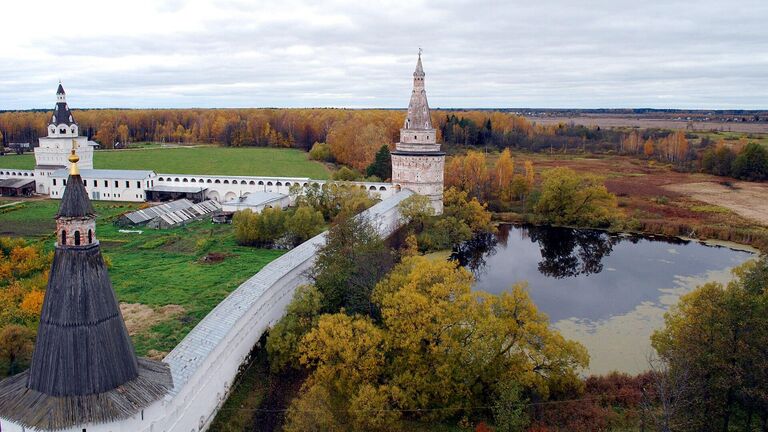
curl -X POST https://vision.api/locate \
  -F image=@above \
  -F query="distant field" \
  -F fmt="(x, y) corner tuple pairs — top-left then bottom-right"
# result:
(0, 197), (283, 357)
(526, 115), (768, 133)
(0, 146), (331, 179)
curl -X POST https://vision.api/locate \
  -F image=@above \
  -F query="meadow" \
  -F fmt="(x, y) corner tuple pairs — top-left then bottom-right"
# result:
(0, 197), (283, 357)
(0, 146), (331, 179)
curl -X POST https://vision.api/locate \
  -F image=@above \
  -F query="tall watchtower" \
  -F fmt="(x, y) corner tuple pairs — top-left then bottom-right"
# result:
(391, 51), (446, 214)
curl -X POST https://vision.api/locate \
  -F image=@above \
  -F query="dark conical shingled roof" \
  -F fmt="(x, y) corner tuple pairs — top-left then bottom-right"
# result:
(26, 244), (140, 396)
(51, 102), (76, 126)
(56, 174), (94, 218)
(57, 83), (66, 95)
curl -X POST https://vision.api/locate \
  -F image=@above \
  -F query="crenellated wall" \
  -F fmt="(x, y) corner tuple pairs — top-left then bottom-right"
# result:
(0, 190), (413, 432)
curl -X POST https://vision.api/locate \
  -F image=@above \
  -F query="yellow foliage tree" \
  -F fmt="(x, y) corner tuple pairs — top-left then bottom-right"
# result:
(493, 148), (515, 202)
(19, 290), (44, 317)
(286, 257), (588, 429)
(643, 138), (655, 157)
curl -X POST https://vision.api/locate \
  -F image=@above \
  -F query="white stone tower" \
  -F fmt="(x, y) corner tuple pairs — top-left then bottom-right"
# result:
(391, 52), (446, 214)
(34, 83), (93, 194)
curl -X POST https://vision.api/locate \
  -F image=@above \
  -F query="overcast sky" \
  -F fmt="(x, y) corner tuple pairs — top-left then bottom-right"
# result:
(2, 0), (767, 110)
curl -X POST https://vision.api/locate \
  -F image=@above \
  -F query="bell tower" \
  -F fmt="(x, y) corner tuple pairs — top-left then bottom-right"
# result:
(0, 142), (172, 430)
(391, 51), (446, 214)
(34, 83), (94, 194)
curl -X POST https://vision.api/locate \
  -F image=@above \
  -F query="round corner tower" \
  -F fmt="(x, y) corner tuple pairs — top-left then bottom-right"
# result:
(391, 51), (446, 214)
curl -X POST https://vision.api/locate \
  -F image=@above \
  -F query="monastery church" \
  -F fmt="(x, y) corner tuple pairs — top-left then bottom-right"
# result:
(0, 54), (444, 431)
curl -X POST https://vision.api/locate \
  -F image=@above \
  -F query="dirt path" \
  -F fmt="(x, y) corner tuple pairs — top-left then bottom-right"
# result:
(664, 181), (768, 226)
(0, 201), (22, 209)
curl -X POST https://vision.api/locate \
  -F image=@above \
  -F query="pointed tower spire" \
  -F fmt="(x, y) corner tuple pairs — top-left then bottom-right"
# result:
(404, 49), (432, 131)
(391, 50), (446, 214)
(0, 145), (172, 430)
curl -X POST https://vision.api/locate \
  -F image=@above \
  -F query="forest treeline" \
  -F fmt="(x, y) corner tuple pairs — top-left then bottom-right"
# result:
(1, 108), (766, 180)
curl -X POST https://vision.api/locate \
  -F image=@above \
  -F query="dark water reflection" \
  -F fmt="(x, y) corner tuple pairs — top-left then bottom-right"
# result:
(452, 224), (754, 374)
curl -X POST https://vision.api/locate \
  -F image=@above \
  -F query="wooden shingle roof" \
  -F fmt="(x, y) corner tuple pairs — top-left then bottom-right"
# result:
(55, 174), (94, 218)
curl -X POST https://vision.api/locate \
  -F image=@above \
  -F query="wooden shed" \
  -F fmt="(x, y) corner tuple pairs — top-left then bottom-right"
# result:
(0, 178), (36, 197)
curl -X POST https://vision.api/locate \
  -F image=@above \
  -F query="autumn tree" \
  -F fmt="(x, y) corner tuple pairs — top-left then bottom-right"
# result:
(0, 325), (34, 376)
(398, 194), (435, 232)
(285, 257), (588, 430)
(416, 187), (494, 252)
(652, 259), (768, 431)
(533, 167), (617, 227)
(621, 130), (642, 154)
(116, 124), (130, 146)
(445, 151), (490, 200)
(285, 206), (325, 245)
(232, 207), (287, 247)
(266, 284), (323, 372)
(330, 166), (362, 181)
(328, 120), (390, 171)
(643, 138), (655, 158)
(94, 120), (117, 149)
(308, 142), (333, 162)
(492, 148), (515, 203)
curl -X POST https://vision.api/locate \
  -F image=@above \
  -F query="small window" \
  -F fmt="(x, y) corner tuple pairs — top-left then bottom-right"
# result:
(61, 230), (67, 245)
(136, 181), (140, 188)
(104, 180), (108, 187)
(114, 180), (118, 187)
(126, 181), (129, 188)
(74, 231), (81, 246)
(60, 128), (66, 134)
(63, 179), (67, 186)
(88, 229), (93, 243)
(53, 179), (57, 186)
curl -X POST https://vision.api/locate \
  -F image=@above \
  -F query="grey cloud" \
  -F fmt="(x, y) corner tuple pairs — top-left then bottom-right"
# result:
(2, 0), (768, 109)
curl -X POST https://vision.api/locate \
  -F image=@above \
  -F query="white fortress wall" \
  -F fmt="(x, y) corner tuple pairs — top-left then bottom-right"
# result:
(7, 190), (413, 432)
(0, 169), (36, 180)
(0, 167), (399, 202)
(155, 174), (398, 202)
(161, 189), (412, 432)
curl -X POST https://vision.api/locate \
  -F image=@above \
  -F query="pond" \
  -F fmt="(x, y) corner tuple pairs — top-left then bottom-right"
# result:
(452, 224), (755, 375)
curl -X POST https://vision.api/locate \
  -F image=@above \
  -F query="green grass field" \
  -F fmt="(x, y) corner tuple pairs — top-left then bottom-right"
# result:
(0, 146), (330, 179)
(0, 198), (284, 356)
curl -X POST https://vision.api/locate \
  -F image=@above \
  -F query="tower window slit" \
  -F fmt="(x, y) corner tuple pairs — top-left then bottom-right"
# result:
(74, 231), (81, 246)
(61, 230), (66, 245)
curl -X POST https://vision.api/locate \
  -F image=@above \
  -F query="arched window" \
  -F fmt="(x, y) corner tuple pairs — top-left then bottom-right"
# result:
(74, 231), (81, 245)
(88, 229), (93, 243)
(61, 230), (67, 245)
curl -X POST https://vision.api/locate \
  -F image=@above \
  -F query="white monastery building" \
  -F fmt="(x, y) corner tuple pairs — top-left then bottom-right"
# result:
(34, 83), (96, 194)
(0, 53), (444, 431)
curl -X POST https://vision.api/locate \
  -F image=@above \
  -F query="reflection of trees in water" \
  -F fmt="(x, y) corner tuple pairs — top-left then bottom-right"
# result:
(452, 224), (695, 282)
(526, 225), (617, 278)
(451, 231), (498, 278)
